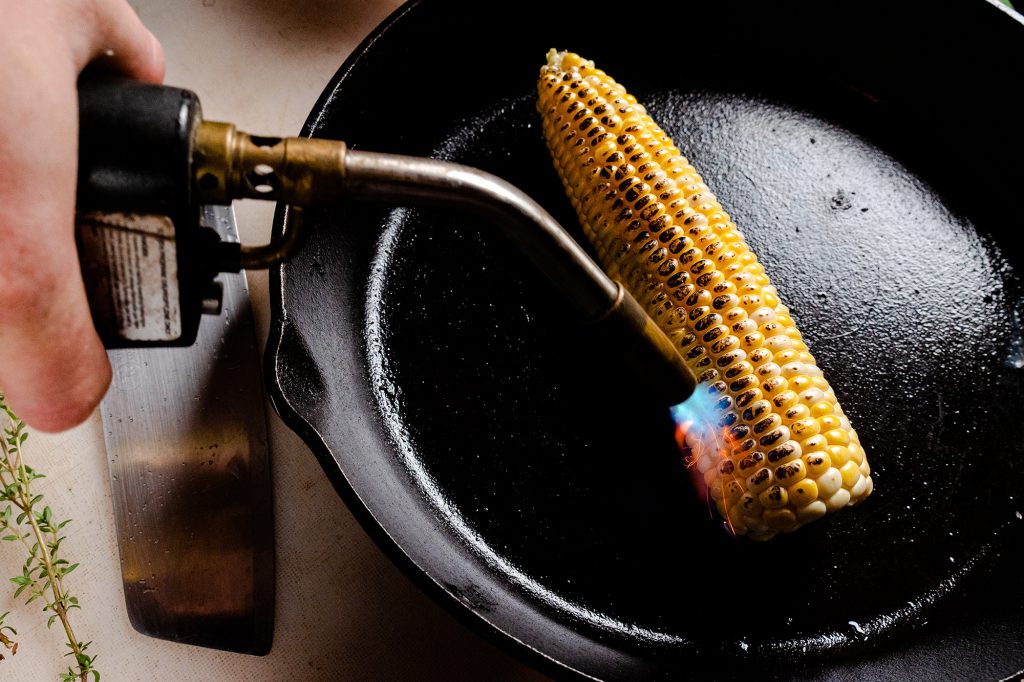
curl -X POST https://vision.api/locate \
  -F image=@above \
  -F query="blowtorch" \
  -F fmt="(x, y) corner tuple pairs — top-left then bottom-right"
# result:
(76, 76), (698, 406)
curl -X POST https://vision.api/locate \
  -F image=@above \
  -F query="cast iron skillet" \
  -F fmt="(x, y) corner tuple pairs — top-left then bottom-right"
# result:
(266, 1), (1024, 678)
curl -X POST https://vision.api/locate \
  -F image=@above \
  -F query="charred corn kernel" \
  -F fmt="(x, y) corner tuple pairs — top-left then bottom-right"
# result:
(782, 403), (811, 423)
(772, 390), (799, 411)
(788, 374), (813, 392)
(739, 492), (763, 516)
(537, 49), (873, 539)
(747, 467), (773, 495)
(759, 485), (788, 509)
(799, 388), (826, 406)
(803, 451), (831, 478)
(725, 478), (745, 504)
(762, 376), (789, 397)
(774, 459), (807, 486)
(767, 441), (801, 467)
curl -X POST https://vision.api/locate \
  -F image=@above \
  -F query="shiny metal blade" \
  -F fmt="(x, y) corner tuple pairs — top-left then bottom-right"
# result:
(102, 204), (274, 655)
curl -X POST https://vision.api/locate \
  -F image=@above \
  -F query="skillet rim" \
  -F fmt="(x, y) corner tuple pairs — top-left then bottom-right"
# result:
(264, 1), (1024, 679)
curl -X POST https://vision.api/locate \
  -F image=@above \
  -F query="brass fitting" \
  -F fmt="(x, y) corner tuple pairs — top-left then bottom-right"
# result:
(193, 121), (348, 206)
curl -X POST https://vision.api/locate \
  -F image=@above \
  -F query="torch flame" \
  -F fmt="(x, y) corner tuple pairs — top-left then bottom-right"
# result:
(670, 386), (733, 529)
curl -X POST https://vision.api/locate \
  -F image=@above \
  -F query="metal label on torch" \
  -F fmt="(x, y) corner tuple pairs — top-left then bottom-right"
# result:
(76, 211), (182, 342)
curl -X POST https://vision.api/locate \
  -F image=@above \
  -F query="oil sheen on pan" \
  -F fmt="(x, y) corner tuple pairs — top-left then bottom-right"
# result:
(362, 76), (1024, 657)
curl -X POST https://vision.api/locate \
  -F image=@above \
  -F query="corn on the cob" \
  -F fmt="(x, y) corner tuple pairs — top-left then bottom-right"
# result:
(536, 50), (872, 540)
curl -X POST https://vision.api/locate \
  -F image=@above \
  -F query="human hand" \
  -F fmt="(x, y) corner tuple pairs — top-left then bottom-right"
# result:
(0, 0), (164, 431)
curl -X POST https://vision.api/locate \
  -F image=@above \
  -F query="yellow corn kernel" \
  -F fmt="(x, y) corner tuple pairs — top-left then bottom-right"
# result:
(788, 478), (818, 507)
(840, 460), (862, 488)
(824, 429), (851, 446)
(536, 49), (873, 539)
(810, 400), (834, 418)
(819, 414), (843, 431)
(827, 444), (850, 467)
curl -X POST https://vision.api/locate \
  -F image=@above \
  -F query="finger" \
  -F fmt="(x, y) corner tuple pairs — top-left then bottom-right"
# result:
(0, 268), (113, 433)
(78, 0), (165, 83)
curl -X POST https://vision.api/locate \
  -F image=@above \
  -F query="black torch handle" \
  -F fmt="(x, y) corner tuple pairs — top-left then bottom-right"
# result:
(77, 75), (201, 214)
(76, 75), (222, 348)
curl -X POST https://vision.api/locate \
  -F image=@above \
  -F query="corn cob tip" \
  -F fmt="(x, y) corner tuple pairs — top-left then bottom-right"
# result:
(541, 49), (595, 76)
(545, 48), (563, 69)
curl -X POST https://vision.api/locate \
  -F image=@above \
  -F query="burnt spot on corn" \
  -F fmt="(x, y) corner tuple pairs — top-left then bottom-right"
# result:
(759, 429), (787, 448)
(753, 414), (782, 435)
(738, 451), (765, 472)
(767, 442), (799, 464)
(728, 424), (750, 442)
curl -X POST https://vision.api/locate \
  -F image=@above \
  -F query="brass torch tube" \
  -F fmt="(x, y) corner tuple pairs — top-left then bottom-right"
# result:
(340, 149), (697, 405)
(342, 150), (617, 322)
(194, 122), (698, 404)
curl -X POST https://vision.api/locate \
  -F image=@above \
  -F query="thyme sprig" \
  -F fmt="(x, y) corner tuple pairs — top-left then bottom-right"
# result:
(0, 394), (98, 681)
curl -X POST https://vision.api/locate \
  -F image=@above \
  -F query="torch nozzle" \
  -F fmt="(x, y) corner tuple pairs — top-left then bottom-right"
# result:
(585, 283), (699, 407)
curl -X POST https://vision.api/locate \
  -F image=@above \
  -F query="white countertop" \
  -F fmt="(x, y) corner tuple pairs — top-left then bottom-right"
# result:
(1, 2), (546, 679)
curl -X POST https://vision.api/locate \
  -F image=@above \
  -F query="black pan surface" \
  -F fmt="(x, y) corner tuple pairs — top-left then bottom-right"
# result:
(267, 1), (1024, 678)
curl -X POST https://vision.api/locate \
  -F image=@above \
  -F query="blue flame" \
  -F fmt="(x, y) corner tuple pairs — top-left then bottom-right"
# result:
(670, 384), (724, 460)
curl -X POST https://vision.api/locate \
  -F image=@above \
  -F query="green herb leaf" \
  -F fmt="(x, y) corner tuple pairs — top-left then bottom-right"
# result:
(0, 396), (99, 680)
